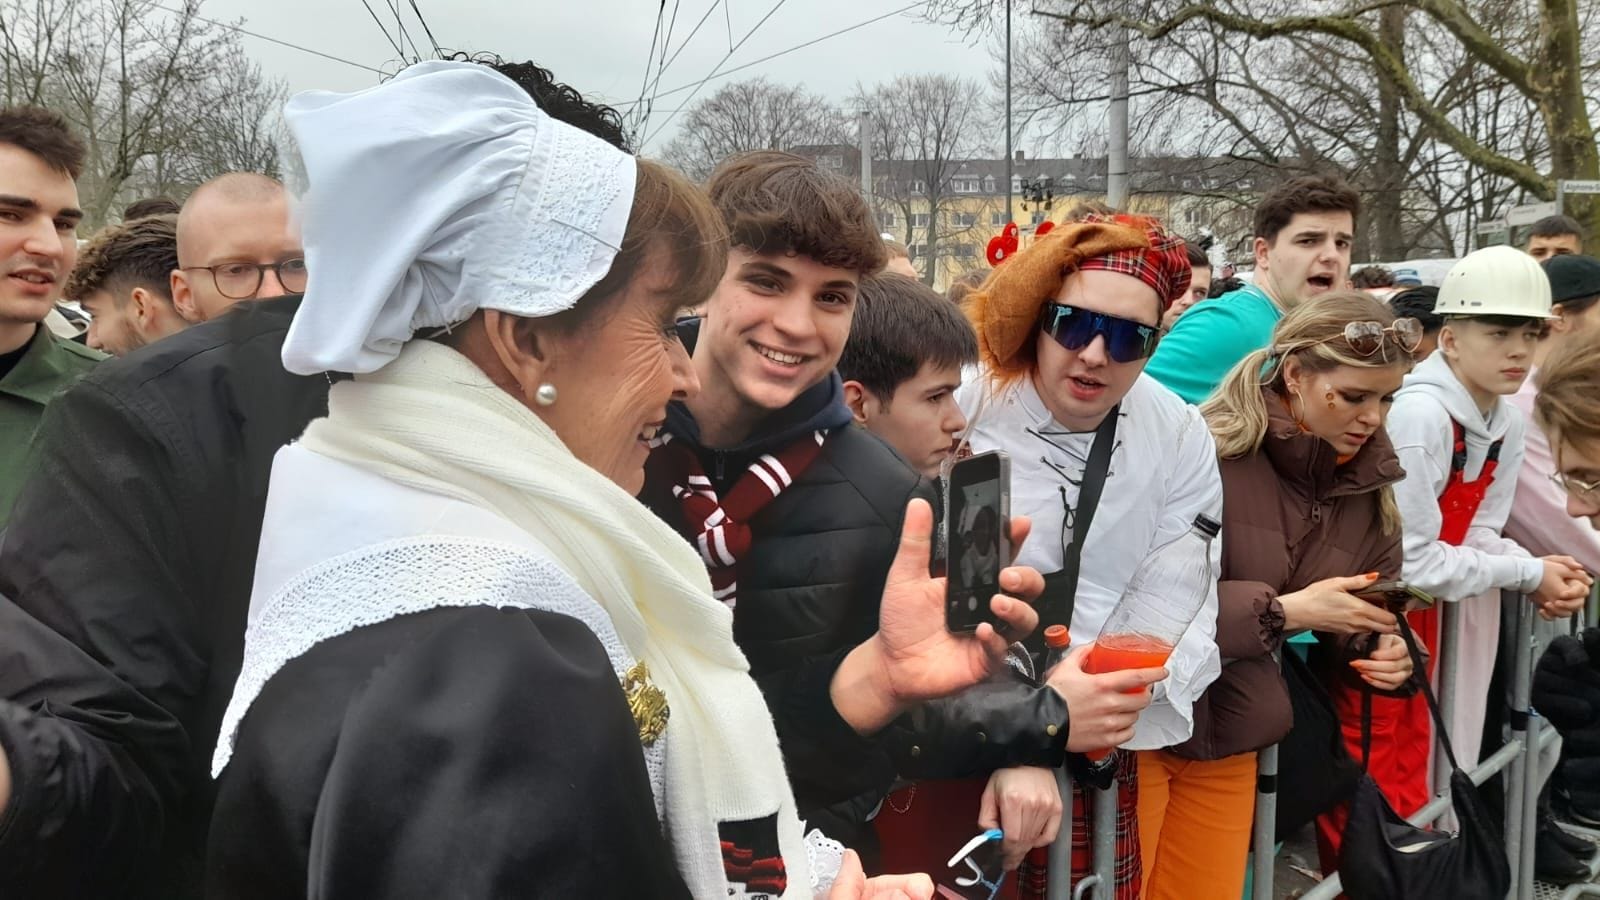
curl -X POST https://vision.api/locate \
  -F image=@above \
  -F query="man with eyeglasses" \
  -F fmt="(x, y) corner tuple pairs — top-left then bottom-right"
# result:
(170, 172), (305, 323)
(948, 215), (1221, 897)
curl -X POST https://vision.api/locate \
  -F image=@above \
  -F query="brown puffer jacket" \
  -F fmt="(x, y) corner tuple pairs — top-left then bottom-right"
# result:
(1170, 387), (1406, 761)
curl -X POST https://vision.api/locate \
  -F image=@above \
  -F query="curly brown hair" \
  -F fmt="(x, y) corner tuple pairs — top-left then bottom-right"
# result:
(707, 150), (886, 275)
(63, 215), (179, 303)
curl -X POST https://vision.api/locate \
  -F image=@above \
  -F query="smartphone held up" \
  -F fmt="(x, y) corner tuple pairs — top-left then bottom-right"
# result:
(945, 451), (1012, 633)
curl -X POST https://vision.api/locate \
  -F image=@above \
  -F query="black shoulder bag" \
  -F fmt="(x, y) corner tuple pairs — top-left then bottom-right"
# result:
(1272, 645), (1362, 841)
(1338, 614), (1511, 900)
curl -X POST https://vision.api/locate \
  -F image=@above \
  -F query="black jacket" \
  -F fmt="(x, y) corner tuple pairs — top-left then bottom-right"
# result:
(1534, 628), (1600, 808)
(0, 296), (328, 898)
(640, 321), (1070, 846)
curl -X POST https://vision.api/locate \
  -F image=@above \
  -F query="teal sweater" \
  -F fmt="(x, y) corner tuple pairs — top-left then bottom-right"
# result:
(1145, 285), (1282, 404)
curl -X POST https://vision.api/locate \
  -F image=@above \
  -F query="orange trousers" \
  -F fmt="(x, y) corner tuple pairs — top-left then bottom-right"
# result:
(1135, 749), (1257, 900)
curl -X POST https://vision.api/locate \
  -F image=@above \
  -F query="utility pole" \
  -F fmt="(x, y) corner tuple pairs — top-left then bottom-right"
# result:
(859, 109), (874, 223)
(1004, 0), (1013, 225)
(1106, 18), (1130, 210)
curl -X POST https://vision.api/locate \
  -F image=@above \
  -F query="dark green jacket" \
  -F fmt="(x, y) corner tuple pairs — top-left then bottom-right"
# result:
(0, 324), (102, 527)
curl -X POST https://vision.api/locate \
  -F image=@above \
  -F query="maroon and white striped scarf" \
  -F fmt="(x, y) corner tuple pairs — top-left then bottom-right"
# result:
(649, 430), (829, 607)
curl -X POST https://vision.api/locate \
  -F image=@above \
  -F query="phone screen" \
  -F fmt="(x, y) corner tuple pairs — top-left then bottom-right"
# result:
(946, 451), (1010, 632)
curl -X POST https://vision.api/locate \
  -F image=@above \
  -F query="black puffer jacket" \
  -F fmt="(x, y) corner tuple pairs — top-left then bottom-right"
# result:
(0, 296), (328, 898)
(1533, 627), (1600, 811)
(640, 322), (1071, 846)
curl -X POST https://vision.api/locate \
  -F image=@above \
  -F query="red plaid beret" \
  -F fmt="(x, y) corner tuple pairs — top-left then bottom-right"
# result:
(1074, 214), (1192, 310)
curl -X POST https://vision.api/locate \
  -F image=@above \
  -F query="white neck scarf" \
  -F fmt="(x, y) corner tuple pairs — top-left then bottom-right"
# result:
(288, 341), (812, 896)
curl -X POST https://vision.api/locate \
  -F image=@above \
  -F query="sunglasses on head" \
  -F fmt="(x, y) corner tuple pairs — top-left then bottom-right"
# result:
(1335, 318), (1424, 356)
(1039, 303), (1161, 363)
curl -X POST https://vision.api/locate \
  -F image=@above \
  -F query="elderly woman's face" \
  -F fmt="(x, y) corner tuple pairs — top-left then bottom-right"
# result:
(538, 265), (698, 494)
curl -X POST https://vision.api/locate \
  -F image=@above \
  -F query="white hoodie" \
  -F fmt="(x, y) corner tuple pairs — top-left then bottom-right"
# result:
(1387, 351), (1543, 600)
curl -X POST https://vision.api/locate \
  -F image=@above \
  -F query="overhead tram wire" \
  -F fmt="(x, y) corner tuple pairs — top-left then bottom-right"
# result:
(643, 0), (791, 147)
(618, 2), (922, 113)
(408, 0), (443, 57)
(359, 0), (406, 58)
(386, 0), (422, 62)
(151, 3), (385, 75)
(637, 0), (722, 135)
(631, 1), (671, 134)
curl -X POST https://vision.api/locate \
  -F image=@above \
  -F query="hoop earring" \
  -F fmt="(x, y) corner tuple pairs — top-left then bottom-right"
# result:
(1289, 389), (1309, 431)
(535, 383), (558, 407)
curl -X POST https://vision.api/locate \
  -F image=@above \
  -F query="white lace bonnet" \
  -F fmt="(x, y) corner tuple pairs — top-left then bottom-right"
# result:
(280, 60), (637, 376)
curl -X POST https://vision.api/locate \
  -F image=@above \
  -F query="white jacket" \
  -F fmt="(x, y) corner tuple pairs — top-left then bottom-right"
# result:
(1387, 351), (1543, 600)
(956, 371), (1224, 750)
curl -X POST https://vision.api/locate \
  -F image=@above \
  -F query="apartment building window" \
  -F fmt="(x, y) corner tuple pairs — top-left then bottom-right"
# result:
(950, 211), (977, 227)
(911, 180), (927, 194)
(909, 243), (927, 257)
(821, 154), (843, 170)
(1032, 210), (1046, 225)
(955, 243), (976, 259)
(912, 212), (930, 227)
(984, 175), (997, 193)
(991, 211), (1007, 227)
(955, 178), (979, 194)
(1184, 207), (1203, 226)
(879, 212), (897, 229)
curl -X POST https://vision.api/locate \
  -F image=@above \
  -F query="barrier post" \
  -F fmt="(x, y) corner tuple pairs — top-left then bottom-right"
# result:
(1048, 766), (1074, 899)
(1092, 780), (1116, 897)
(1520, 712), (1543, 900)
(1252, 744), (1278, 900)
(1506, 592), (1533, 891)
(1432, 599), (1460, 828)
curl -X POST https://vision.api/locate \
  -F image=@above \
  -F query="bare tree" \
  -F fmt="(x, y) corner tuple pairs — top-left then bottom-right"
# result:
(660, 77), (848, 182)
(0, 0), (288, 226)
(855, 74), (994, 285)
(1022, 0), (1600, 236)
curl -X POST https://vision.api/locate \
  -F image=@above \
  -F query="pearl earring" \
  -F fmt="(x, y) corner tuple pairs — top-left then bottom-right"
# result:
(535, 383), (558, 407)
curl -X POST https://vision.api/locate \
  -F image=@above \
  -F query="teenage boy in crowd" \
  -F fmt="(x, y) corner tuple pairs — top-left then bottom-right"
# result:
(839, 272), (976, 478)
(0, 60), (635, 898)
(1145, 175), (1360, 403)
(1158, 243), (1211, 332)
(1525, 214), (1585, 262)
(63, 214), (188, 356)
(947, 214), (1222, 898)
(0, 107), (100, 530)
(642, 153), (1160, 868)
(1377, 247), (1590, 858)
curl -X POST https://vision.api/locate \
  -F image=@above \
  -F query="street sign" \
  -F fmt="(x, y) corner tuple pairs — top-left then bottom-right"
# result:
(1560, 179), (1600, 195)
(1506, 202), (1559, 226)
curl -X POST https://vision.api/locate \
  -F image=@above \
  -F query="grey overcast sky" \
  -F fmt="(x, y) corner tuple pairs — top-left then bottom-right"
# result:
(200, 0), (1000, 154)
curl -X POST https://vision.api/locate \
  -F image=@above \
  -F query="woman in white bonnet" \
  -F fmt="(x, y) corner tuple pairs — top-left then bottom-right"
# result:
(205, 61), (1043, 899)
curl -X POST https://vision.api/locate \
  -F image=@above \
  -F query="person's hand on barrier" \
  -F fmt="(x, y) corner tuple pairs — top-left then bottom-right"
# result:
(1278, 573), (1398, 634)
(978, 766), (1063, 870)
(1350, 633), (1413, 691)
(1044, 644), (1164, 753)
(832, 500), (1044, 735)
(1533, 557), (1591, 620)
(827, 849), (935, 900)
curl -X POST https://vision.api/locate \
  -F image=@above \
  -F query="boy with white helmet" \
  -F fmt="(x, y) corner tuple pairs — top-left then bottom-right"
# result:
(1375, 246), (1590, 825)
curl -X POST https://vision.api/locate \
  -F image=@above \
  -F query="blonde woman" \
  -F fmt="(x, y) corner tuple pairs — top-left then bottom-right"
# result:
(1137, 292), (1418, 898)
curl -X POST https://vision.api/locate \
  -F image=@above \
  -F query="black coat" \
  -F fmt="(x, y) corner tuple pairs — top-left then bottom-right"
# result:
(1534, 628), (1600, 808)
(0, 296), (327, 898)
(641, 323), (1070, 847)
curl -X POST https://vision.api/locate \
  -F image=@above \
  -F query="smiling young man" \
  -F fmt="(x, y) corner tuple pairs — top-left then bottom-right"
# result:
(0, 106), (100, 529)
(1145, 175), (1360, 403)
(839, 272), (976, 477)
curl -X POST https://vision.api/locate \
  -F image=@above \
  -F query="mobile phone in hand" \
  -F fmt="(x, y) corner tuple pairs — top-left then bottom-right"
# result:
(1356, 579), (1436, 614)
(945, 451), (1011, 633)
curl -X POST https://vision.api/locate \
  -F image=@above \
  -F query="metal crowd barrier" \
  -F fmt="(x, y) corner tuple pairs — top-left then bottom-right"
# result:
(1044, 591), (1583, 899)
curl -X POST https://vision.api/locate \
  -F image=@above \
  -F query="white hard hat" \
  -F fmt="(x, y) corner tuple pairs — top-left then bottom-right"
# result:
(1435, 245), (1556, 319)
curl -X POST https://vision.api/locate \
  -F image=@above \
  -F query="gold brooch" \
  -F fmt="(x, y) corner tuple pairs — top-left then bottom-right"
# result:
(622, 660), (670, 746)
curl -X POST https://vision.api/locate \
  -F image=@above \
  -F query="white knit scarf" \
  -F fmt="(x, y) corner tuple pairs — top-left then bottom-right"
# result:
(295, 340), (811, 897)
